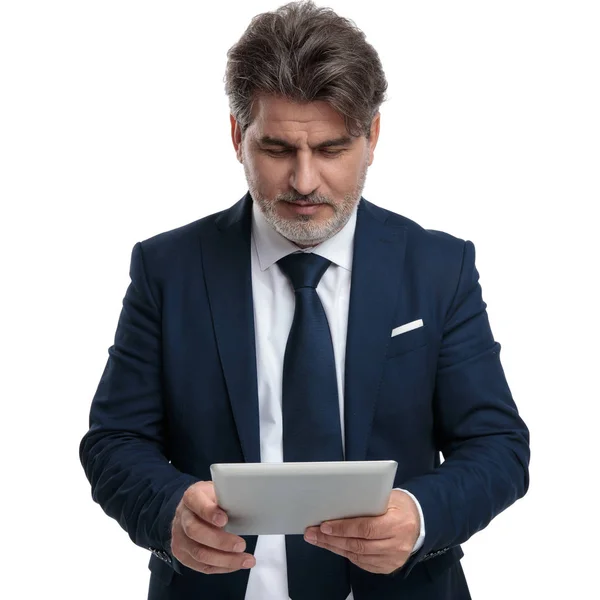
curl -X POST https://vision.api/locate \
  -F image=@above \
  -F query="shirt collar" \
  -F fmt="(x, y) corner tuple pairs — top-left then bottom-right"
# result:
(251, 199), (357, 272)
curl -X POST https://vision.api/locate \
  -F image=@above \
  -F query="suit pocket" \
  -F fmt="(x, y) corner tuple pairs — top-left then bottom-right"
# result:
(148, 554), (174, 586)
(386, 323), (430, 359)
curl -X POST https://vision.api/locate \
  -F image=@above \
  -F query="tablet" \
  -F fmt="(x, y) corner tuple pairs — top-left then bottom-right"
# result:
(210, 460), (398, 535)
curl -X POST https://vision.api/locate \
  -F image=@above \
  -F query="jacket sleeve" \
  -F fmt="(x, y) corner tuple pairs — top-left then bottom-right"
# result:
(79, 241), (200, 565)
(400, 239), (530, 574)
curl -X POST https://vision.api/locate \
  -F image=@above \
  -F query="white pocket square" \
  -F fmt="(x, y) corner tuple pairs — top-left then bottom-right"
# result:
(391, 319), (424, 337)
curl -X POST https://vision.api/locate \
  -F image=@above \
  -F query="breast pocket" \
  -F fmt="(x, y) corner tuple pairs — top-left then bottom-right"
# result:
(386, 323), (430, 359)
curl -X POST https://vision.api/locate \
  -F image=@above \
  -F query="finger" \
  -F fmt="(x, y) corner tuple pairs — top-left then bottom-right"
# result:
(175, 547), (254, 575)
(312, 539), (391, 574)
(172, 520), (256, 574)
(182, 541), (256, 571)
(304, 528), (391, 556)
(319, 515), (391, 540)
(182, 482), (228, 527)
(184, 564), (240, 575)
(175, 549), (247, 575)
(180, 508), (247, 553)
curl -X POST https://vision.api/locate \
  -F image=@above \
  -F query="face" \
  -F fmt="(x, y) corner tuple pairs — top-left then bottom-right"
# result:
(230, 95), (380, 247)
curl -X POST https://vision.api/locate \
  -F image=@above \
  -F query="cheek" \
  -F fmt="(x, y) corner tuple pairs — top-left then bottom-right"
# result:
(326, 160), (362, 192)
(252, 158), (288, 189)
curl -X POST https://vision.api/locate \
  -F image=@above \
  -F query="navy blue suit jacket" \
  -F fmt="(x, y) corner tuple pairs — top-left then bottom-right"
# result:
(80, 193), (530, 599)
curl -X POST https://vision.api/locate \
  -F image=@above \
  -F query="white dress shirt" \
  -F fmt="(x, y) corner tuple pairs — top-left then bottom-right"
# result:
(244, 200), (425, 600)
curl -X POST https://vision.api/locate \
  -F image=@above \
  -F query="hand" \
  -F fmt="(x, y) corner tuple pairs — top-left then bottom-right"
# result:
(170, 481), (256, 574)
(303, 489), (420, 575)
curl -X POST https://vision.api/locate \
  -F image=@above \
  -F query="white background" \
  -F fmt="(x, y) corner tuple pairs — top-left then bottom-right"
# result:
(1, 1), (598, 598)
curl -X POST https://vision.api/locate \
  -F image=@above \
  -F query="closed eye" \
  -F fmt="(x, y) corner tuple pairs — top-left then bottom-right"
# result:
(263, 149), (291, 156)
(263, 149), (345, 157)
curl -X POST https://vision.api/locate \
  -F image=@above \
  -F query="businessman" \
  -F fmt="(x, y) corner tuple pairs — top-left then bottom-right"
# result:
(79, 2), (530, 599)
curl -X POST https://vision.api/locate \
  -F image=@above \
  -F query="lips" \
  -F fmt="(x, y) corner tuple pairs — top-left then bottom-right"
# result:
(283, 201), (324, 215)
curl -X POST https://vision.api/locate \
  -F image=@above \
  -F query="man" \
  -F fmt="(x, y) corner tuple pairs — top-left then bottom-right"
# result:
(79, 1), (530, 599)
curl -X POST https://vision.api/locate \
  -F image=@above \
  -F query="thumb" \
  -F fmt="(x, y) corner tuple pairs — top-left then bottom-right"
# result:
(183, 481), (228, 527)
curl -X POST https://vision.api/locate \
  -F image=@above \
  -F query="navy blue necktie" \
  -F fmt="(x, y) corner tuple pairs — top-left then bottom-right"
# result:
(277, 252), (350, 600)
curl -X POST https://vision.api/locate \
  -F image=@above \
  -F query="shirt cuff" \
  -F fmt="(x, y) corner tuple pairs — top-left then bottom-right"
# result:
(393, 488), (425, 554)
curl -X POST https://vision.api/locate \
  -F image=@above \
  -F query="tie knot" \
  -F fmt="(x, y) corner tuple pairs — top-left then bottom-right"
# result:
(277, 252), (332, 290)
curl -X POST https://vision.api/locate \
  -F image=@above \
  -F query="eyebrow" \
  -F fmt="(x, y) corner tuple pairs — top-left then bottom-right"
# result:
(258, 135), (354, 149)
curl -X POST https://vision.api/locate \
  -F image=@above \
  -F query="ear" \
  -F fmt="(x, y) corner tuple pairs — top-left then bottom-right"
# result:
(230, 114), (243, 163)
(367, 112), (381, 166)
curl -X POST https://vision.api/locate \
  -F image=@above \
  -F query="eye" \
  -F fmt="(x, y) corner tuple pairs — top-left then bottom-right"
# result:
(264, 149), (291, 156)
(262, 148), (345, 158)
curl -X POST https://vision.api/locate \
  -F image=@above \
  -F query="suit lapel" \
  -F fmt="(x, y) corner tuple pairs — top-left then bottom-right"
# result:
(344, 200), (407, 461)
(201, 193), (407, 465)
(201, 192), (261, 464)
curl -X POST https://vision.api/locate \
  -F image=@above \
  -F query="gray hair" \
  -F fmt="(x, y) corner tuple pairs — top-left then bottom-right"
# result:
(224, 0), (388, 139)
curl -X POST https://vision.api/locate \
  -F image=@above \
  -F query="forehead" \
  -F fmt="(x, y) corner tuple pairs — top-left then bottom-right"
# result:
(248, 95), (349, 139)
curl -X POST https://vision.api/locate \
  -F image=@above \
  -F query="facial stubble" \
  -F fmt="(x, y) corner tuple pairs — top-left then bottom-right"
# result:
(246, 155), (369, 246)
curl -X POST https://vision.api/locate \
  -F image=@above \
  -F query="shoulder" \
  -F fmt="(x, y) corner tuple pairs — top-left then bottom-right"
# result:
(134, 207), (227, 273)
(360, 199), (473, 305)
(361, 197), (467, 258)
(142, 208), (224, 252)
(136, 194), (250, 266)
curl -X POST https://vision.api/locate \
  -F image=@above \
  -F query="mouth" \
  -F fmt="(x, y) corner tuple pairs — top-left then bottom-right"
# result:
(283, 200), (325, 215)
(285, 200), (323, 206)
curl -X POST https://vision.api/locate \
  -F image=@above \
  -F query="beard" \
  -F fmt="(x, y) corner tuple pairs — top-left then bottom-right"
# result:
(245, 157), (369, 247)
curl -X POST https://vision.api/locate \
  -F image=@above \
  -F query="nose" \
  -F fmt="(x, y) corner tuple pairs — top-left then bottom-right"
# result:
(289, 152), (320, 196)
